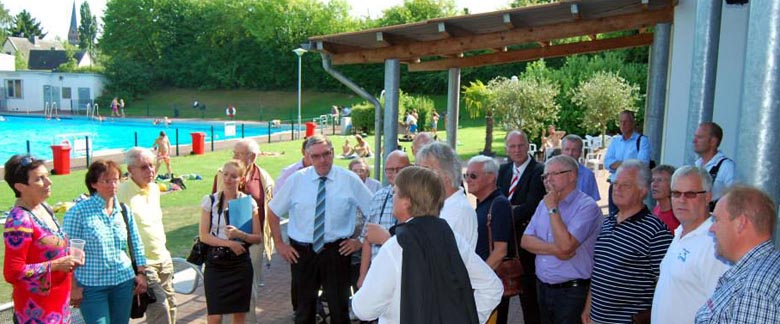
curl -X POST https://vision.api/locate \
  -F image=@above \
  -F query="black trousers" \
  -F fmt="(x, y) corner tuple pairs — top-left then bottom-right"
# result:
(291, 239), (351, 324)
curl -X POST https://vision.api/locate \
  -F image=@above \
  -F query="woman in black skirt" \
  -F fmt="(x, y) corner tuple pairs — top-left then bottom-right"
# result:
(199, 160), (262, 324)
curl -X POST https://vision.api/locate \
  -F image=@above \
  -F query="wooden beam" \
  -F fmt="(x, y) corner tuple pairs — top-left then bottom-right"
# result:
(330, 8), (672, 65)
(407, 33), (654, 72)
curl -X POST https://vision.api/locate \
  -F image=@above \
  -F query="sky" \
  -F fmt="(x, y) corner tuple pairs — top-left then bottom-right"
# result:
(2, 0), (511, 41)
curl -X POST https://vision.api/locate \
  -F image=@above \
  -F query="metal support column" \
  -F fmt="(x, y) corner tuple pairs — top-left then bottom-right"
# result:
(685, 0), (723, 164)
(644, 23), (671, 165)
(383, 60), (401, 180)
(446, 68), (461, 150)
(735, 0), (780, 245)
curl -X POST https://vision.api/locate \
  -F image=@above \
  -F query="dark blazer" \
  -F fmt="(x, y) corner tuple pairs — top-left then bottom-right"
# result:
(497, 155), (546, 227)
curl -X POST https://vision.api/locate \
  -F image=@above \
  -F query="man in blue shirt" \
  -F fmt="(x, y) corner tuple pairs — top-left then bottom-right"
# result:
(696, 186), (780, 323)
(604, 110), (651, 214)
(267, 135), (373, 324)
(561, 134), (601, 201)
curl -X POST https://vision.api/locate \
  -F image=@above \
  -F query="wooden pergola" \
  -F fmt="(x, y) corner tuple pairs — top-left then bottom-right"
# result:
(308, 0), (673, 71)
(305, 0), (674, 176)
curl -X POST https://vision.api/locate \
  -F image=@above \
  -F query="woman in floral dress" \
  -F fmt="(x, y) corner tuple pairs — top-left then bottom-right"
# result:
(3, 155), (83, 323)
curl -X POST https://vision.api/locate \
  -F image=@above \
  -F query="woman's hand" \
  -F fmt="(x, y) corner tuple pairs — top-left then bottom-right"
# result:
(51, 255), (82, 273)
(228, 240), (247, 255)
(71, 286), (84, 307)
(134, 272), (147, 295)
(225, 225), (245, 241)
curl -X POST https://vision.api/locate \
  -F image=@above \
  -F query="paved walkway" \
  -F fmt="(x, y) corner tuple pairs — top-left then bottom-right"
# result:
(132, 167), (612, 324)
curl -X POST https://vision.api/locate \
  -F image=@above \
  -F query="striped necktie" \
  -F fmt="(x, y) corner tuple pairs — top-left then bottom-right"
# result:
(313, 176), (327, 253)
(507, 167), (520, 199)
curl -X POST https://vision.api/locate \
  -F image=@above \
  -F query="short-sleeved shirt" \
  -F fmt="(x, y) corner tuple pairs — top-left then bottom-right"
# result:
(269, 166), (373, 244)
(695, 151), (735, 202)
(590, 207), (673, 323)
(63, 195), (146, 287)
(117, 179), (171, 265)
(652, 205), (679, 234)
(604, 133), (651, 181)
(475, 190), (512, 260)
(200, 192), (258, 240)
(651, 217), (730, 324)
(360, 186), (396, 260)
(524, 189), (603, 284)
(695, 241), (780, 324)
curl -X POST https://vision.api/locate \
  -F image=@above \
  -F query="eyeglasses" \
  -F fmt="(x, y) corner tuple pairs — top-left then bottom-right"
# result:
(463, 172), (478, 180)
(97, 179), (120, 185)
(309, 150), (333, 160)
(541, 170), (572, 180)
(671, 190), (707, 199)
(384, 166), (408, 174)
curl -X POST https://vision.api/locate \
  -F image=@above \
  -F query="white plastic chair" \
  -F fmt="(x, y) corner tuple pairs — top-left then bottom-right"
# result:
(586, 151), (604, 172)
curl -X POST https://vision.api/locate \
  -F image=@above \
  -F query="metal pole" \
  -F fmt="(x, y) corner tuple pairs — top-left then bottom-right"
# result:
(26, 140), (30, 154)
(268, 122), (272, 144)
(85, 135), (91, 167)
(297, 55), (302, 140)
(644, 23), (672, 166)
(210, 125), (215, 152)
(685, 0), (723, 164)
(241, 124), (245, 138)
(175, 128), (179, 156)
(134, 132), (138, 147)
(735, 0), (780, 246)
(383, 59), (401, 183)
(447, 68), (461, 150)
(291, 120), (295, 140)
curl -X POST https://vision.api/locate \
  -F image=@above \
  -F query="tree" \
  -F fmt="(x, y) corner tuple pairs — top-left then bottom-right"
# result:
(486, 60), (561, 142)
(571, 71), (640, 147)
(462, 80), (496, 155)
(376, 0), (457, 26)
(8, 10), (46, 39)
(78, 2), (99, 60)
(511, 0), (556, 8)
(0, 3), (12, 43)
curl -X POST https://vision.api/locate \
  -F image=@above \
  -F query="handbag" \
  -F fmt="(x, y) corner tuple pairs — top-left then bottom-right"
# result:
(186, 236), (207, 266)
(487, 200), (524, 297)
(120, 203), (158, 319)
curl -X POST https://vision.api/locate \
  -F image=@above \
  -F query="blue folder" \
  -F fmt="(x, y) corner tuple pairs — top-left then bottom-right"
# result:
(228, 195), (254, 233)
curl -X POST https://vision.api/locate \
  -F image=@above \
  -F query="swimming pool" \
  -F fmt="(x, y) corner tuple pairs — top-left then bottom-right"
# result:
(0, 115), (292, 161)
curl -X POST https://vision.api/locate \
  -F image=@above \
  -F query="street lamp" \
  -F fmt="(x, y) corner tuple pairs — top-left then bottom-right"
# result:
(293, 47), (307, 139)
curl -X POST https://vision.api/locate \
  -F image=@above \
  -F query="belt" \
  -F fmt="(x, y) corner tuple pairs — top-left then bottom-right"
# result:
(542, 279), (590, 289)
(290, 238), (346, 250)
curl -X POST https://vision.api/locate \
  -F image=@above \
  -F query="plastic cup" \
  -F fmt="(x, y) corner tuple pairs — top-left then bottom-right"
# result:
(70, 239), (86, 261)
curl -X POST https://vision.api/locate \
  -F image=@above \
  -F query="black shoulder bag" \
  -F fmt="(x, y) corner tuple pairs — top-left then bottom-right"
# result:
(120, 202), (157, 319)
(186, 194), (215, 266)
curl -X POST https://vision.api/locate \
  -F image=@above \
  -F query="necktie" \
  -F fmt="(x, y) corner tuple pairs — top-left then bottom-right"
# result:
(313, 176), (327, 253)
(507, 167), (520, 199)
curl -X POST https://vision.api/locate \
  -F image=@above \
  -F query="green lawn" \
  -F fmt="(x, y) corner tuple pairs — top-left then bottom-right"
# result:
(0, 118), (510, 304)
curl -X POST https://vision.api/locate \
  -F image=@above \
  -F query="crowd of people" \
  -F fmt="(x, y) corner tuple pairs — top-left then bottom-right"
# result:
(4, 109), (780, 324)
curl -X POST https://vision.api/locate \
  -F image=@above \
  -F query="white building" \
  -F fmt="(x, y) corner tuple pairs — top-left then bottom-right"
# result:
(0, 70), (105, 113)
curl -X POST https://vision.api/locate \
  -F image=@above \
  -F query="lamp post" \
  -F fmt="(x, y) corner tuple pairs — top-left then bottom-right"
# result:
(293, 48), (307, 139)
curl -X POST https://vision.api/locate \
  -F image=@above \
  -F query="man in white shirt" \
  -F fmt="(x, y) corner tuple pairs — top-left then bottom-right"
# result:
(651, 166), (729, 324)
(415, 141), (478, 250)
(267, 135), (373, 324)
(693, 122), (735, 210)
(353, 166), (502, 323)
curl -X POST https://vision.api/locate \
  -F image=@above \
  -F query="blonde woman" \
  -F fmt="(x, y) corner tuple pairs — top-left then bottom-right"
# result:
(199, 160), (263, 324)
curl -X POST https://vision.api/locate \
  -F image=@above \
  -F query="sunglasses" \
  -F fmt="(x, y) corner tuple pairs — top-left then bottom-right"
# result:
(463, 172), (480, 180)
(671, 190), (707, 199)
(13, 155), (36, 178)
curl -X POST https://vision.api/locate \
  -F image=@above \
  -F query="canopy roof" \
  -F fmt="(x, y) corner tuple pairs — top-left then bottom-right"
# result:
(307, 0), (674, 71)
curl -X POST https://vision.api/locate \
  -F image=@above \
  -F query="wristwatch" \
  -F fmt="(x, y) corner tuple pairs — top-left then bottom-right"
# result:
(548, 207), (559, 216)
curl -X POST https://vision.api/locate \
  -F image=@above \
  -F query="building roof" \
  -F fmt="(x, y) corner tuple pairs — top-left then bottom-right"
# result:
(5, 36), (64, 55)
(28, 49), (86, 70)
(307, 0), (674, 71)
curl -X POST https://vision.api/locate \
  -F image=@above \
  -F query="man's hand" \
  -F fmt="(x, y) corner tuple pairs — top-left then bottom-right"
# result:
(276, 242), (300, 264)
(365, 224), (391, 245)
(71, 286), (83, 307)
(133, 273), (148, 295)
(338, 239), (361, 255)
(543, 188), (561, 211)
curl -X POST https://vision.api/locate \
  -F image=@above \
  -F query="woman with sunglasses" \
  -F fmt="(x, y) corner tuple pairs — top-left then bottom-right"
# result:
(3, 155), (83, 323)
(63, 160), (147, 324)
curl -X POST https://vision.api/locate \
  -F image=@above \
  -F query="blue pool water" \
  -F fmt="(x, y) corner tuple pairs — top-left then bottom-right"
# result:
(0, 115), (292, 161)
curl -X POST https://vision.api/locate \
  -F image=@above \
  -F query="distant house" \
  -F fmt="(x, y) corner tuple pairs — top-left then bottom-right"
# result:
(2, 36), (64, 65)
(28, 49), (93, 70)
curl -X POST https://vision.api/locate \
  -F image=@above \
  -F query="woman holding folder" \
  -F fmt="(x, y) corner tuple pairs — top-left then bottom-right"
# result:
(199, 159), (262, 324)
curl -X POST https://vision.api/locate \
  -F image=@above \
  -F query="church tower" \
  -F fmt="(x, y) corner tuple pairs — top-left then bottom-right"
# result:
(68, 1), (79, 45)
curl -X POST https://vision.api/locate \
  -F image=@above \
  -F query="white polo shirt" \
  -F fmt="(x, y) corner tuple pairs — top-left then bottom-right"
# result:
(440, 188), (478, 252)
(651, 217), (730, 324)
